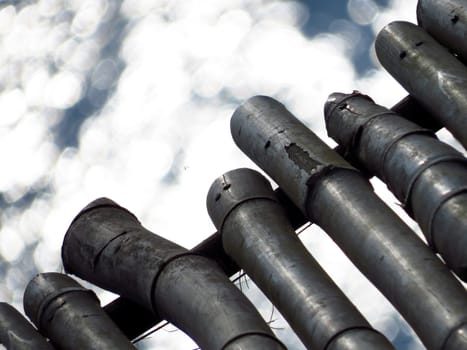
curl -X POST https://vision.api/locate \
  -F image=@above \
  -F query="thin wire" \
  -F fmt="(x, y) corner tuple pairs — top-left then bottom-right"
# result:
(132, 321), (170, 344)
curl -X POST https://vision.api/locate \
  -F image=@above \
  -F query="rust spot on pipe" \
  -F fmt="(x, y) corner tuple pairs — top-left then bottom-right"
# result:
(285, 143), (319, 172)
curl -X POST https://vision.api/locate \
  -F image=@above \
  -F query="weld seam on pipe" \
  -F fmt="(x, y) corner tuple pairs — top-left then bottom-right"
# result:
(350, 112), (402, 160)
(35, 287), (98, 332)
(402, 155), (467, 218)
(323, 326), (386, 350)
(148, 252), (204, 314)
(216, 196), (278, 232)
(221, 331), (287, 350)
(374, 126), (432, 187)
(427, 187), (467, 250)
(92, 230), (130, 271)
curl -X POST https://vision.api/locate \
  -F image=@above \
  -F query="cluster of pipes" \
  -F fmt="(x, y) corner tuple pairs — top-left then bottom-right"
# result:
(1, 0), (466, 349)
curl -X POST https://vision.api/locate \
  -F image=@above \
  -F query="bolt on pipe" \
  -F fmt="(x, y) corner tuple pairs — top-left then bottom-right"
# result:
(62, 198), (286, 350)
(230, 95), (467, 350)
(375, 21), (467, 149)
(0, 302), (54, 350)
(23, 272), (136, 350)
(207, 167), (395, 350)
(325, 91), (467, 280)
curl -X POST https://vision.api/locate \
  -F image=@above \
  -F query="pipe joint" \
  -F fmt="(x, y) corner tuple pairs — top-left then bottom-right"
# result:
(207, 168), (278, 232)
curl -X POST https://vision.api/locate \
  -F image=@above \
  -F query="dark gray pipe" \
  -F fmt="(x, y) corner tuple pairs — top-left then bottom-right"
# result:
(325, 91), (467, 280)
(375, 21), (467, 149)
(0, 302), (54, 350)
(23, 272), (136, 350)
(62, 198), (286, 350)
(230, 95), (467, 350)
(207, 168), (395, 350)
(417, 0), (467, 62)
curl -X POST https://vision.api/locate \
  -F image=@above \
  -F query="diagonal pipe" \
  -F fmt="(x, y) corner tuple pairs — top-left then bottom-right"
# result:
(375, 21), (467, 149)
(62, 198), (286, 350)
(417, 0), (467, 62)
(207, 167), (395, 350)
(0, 302), (54, 350)
(325, 91), (467, 280)
(100, 93), (439, 340)
(230, 95), (467, 350)
(23, 272), (136, 350)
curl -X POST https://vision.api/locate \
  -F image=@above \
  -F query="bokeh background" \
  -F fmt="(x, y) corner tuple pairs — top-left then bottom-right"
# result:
(1, 0), (461, 348)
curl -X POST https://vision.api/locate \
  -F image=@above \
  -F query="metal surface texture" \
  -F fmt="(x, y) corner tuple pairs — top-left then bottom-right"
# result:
(62, 198), (286, 350)
(417, 0), (467, 62)
(207, 167), (395, 350)
(23, 272), (135, 350)
(0, 302), (54, 350)
(230, 95), (467, 350)
(100, 93), (437, 340)
(375, 21), (467, 149)
(101, 186), (308, 340)
(325, 91), (467, 280)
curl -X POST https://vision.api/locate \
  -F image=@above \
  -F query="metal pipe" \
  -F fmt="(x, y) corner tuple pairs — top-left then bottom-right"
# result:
(325, 91), (467, 280)
(230, 95), (467, 350)
(101, 186), (307, 340)
(100, 94), (437, 341)
(207, 167), (395, 350)
(23, 272), (136, 350)
(417, 0), (467, 62)
(375, 21), (467, 149)
(62, 198), (286, 350)
(0, 302), (54, 350)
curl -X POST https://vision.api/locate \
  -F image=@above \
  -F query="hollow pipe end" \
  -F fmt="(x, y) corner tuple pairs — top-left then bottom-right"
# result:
(324, 91), (374, 124)
(61, 197), (140, 274)
(230, 95), (284, 144)
(23, 272), (96, 330)
(324, 92), (348, 124)
(206, 168), (277, 231)
(72, 197), (135, 224)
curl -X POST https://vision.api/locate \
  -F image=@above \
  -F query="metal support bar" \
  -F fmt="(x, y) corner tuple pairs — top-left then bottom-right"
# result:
(62, 198), (286, 350)
(0, 302), (54, 350)
(207, 167), (395, 350)
(230, 95), (467, 350)
(23, 273), (136, 350)
(325, 91), (467, 280)
(375, 21), (467, 149)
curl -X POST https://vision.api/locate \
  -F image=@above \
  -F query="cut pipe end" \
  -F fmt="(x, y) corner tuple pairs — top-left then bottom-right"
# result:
(69, 197), (138, 227)
(206, 168), (277, 231)
(324, 92), (347, 123)
(230, 95), (285, 146)
(324, 91), (374, 122)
